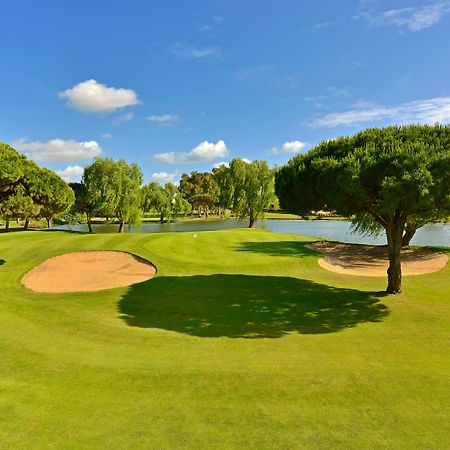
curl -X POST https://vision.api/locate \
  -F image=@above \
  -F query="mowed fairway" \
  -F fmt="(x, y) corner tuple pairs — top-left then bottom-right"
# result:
(0, 229), (449, 449)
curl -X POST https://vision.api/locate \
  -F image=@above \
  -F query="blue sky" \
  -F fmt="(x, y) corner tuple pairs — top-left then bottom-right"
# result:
(1, 0), (450, 184)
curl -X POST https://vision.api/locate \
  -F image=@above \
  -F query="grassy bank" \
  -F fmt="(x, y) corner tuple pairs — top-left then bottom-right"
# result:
(0, 229), (449, 448)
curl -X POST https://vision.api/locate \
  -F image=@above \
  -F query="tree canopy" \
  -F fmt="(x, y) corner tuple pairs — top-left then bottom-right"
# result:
(179, 171), (219, 217)
(83, 157), (143, 232)
(214, 159), (275, 227)
(1, 142), (74, 229)
(142, 182), (191, 222)
(275, 124), (450, 294)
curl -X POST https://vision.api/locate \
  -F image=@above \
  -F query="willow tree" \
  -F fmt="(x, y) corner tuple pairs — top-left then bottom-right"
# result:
(115, 160), (143, 232)
(214, 158), (275, 227)
(142, 182), (191, 222)
(83, 158), (143, 232)
(275, 124), (450, 294)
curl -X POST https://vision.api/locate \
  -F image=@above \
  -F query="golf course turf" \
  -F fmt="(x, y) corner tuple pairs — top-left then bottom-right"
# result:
(0, 229), (449, 448)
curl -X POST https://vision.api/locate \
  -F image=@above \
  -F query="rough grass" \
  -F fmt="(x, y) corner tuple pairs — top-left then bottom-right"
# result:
(0, 229), (449, 449)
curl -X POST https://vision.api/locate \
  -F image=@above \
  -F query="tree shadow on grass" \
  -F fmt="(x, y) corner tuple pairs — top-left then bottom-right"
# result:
(118, 275), (389, 338)
(235, 241), (320, 258)
(0, 259), (5, 266)
(41, 228), (89, 235)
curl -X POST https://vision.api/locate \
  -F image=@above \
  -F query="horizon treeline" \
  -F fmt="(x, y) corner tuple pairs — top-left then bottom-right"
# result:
(1, 142), (276, 232)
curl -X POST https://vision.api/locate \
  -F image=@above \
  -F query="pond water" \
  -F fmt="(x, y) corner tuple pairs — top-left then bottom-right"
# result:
(53, 219), (450, 247)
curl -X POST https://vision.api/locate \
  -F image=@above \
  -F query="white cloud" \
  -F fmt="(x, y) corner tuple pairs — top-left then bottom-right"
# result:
(101, 133), (112, 139)
(154, 140), (228, 164)
(361, 1), (450, 31)
(242, 158), (252, 164)
(56, 165), (84, 182)
(151, 171), (177, 184)
(170, 43), (221, 60)
(270, 141), (307, 155)
(305, 96), (450, 128)
(147, 114), (180, 124)
(59, 79), (141, 112)
(12, 138), (102, 162)
(113, 112), (134, 124)
(213, 161), (229, 169)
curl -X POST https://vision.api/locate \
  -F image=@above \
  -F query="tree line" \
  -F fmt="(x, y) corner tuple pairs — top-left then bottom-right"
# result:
(71, 157), (276, 231)
(0, 142), (74, 230)
(1, 142), (276, 232)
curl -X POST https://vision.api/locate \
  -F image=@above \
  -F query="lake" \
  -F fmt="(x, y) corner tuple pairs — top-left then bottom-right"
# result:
(53, 219), (450, 247)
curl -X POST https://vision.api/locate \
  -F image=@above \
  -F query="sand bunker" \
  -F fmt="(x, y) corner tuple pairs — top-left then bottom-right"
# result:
(22, 251), (156, 293)
(306, 241), (448, 277)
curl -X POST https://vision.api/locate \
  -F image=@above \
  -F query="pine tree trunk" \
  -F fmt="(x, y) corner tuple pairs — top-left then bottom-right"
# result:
(402, 224), (416, 247)
(386, 220), (404, 294)
(24, 218), (30, 230)
(118, 221), (125, 233)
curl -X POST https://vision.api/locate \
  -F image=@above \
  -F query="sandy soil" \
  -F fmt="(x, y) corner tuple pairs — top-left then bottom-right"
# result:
(306, 241), (448, 277)
(22, 251), (156, 293)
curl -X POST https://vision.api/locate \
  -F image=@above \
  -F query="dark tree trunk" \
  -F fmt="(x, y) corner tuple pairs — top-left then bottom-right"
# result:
(5, 218), (10, 231)
(386, 220), (404, 294)
(46, 217), (52, 228)
(402, 224), (417, 247)
(248, 211), (256, 228)
(87, 216), (93, 233)
(160, 213), (164, 222)
(24, 218), (30, 230)
(118, 221), (125, 233)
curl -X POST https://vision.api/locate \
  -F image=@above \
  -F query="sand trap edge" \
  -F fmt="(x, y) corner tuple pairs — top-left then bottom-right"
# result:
(305, 242), (449, 277)
(21, 250), (157, 294)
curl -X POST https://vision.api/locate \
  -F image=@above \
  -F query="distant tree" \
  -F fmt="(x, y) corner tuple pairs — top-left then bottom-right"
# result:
(0, 192), (40, 230)
(214, 159), (275, 227)
(275, 124), (450, 294)
(69, 182), (97, 232)
(143, 182), (191, 222)
(0, 142), (26, 204)
(1, 142), (74, 230)
(83, 158), (120, 227)
(115, 160), (143, 232)
(213, 159), (248, 215)
(83, 158), (143, 232)
(34, 168), (75, 228)
(236, 159), (275, 228)
(213, 163), (234, 215)
(179, 171), (219, 216)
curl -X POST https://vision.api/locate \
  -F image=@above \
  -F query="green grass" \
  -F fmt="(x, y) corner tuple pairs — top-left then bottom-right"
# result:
(0, 229), (449, 449)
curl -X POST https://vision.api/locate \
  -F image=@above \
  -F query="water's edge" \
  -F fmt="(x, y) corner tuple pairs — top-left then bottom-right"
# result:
(52, 219), (450, 248)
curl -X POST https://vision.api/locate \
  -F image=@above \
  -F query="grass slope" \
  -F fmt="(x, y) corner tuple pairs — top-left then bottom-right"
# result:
(0, 229), (449, 449)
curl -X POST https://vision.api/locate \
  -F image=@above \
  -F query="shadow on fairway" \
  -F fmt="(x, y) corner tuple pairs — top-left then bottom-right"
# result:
(118, 274), (389, 338)
(41, 228), (89, 235)
(235, 240), (319, 258)
(0, 259), (5, 266)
